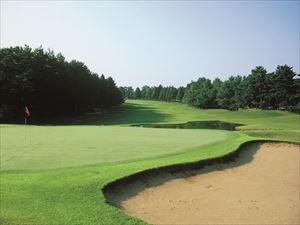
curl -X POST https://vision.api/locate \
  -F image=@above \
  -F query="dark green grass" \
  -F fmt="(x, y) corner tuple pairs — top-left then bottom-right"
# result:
(1, 100), (298, 224)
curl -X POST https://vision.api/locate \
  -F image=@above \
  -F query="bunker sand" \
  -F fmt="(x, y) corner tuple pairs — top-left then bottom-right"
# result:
(118, 143), (299, 224)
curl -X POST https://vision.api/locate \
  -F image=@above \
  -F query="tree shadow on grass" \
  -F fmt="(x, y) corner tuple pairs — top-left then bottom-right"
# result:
(27, 102), (172, 126)
(104, 142), (262, 208)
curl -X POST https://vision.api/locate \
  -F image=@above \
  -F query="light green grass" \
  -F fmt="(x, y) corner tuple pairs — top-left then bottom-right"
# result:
(123, 100), (299, 142)
(1, 133), (247, 225)
(0, 100), (298, 224)
(126, 100), (299, 130)
(1, 126), (228, 170)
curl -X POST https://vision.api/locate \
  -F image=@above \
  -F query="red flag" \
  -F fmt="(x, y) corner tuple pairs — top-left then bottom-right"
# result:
(25, 106), (30, 117)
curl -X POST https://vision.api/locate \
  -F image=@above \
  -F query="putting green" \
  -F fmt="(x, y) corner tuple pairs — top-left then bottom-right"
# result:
(1, 126), (228, 170)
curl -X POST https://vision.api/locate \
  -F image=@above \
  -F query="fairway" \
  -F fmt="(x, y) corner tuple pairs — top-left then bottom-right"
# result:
(125, 100), (299, 132)
(0, 100), (299, 225)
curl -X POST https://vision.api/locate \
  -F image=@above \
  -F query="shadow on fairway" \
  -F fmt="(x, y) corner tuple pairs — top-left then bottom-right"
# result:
(104, 142), (262, 208)
(24, 102), (172, 126)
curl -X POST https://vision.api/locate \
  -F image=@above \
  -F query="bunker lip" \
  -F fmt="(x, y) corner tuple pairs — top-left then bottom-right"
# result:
(102, 140), (288, 202)
(102, 140), (299, 224)
(131, 120), (244, 131)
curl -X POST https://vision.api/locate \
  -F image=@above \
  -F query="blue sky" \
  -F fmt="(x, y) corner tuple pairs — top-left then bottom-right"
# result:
(1, 1), (299, 87)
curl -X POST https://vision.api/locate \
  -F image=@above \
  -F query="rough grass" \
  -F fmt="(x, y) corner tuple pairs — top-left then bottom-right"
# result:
(0, 100), (298, 224)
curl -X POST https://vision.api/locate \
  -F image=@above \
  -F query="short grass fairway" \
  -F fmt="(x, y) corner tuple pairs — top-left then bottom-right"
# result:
(0, 100), (299, 224)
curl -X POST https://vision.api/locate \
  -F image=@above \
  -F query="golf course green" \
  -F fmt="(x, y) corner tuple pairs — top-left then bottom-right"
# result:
(1, 100), (299, 224)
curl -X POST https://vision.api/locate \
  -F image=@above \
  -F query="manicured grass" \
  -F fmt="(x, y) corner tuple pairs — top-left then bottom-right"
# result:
(124, 100), (299, 142)
(126, 100), (298, 129)
(0, 100), (298, 224)
(1, 126), (228, 170)
(36, 99), (298, 142)
(1, 133), (248, 225)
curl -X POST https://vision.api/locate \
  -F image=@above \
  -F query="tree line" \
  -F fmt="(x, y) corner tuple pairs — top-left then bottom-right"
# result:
(120, 65), (300, 112)
(0, 46), (123, 121)
(119, 86), (185, 102)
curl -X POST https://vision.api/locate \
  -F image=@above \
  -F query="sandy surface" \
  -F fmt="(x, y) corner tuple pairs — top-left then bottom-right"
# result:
(120, 143), (300, 224)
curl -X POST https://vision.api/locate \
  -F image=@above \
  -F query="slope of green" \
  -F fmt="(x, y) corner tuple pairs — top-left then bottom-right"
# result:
(0, 100), (298, 224)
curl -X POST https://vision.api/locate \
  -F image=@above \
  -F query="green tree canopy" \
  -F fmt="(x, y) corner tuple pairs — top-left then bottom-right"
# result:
(0, 46), (123, 121)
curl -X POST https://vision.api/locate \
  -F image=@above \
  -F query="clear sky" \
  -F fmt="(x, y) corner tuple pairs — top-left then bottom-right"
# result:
(1, 1), (299, 87)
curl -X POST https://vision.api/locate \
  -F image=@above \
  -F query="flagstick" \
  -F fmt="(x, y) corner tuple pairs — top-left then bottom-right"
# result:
(24, 114), (27, 144)
(24, 106), (30, 144)
(0, 124), (2, 158)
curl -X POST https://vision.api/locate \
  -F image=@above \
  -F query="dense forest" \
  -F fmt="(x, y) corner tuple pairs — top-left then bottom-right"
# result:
(0, 46), (123, 121)
(1, 45), (299, 123)
(120, 65), (300, 112)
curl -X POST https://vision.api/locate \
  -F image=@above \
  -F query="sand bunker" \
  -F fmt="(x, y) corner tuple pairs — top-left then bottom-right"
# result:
(119, 143), (299, 224)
